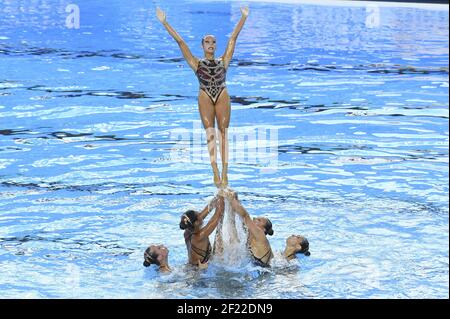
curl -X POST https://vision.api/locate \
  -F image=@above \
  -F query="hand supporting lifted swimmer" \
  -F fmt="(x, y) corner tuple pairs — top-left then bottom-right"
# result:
(240, 6), (249, 18)
(144, 189), (310, 272)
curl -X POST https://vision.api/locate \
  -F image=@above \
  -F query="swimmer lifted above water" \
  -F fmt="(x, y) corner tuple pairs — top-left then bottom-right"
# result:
(156, 6), (249, 188)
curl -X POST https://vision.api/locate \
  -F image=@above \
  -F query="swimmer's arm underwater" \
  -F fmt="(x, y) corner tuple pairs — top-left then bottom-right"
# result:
(222, 6), (249, 70)
(156, 7), (199, 71)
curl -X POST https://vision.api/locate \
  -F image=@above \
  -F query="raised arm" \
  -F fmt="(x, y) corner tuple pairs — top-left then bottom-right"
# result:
(198, 196), (225, 238)
(198, 203), (212, 221)
(229, 195), (265, 240)
(198, 195), (221, 220)
(156, 7), (198, 72)
(222, 6), (249, 70)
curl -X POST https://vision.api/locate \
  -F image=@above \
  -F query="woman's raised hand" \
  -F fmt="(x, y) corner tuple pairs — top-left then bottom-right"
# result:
(218, 188), (235, 201)
(210, 195), (220, 208)
(230, 199), (245, 217)
(225, 190), (238, 201)
(156, 7), (167, 24)
(217, 189), (226, 198)
(240, 6), (249, 18)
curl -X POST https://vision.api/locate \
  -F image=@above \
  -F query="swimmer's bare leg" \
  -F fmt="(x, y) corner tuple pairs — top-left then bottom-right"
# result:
(215, 90), (231, 188)
(218, 130), (229, 188)
(205, 127), (221, 188)
(199, 93), (221, 187)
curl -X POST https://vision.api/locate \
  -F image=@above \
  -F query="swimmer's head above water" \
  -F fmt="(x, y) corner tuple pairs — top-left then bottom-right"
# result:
(143, 244), (171, 272)
(253, 216), (274, 236)
(201, 34), (217, 56)
(179, 210), (202, 232)
(284, 235), (310, 260)
(222, 189), (273, 236)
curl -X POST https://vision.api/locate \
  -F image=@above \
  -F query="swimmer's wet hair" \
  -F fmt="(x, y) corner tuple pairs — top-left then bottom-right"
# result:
(143, 247), (160, 267)
(201, 34), (215, 45)
(179, 210), (197, 231)
(299, 237), (310, 256)
(264, 218), (274, 236)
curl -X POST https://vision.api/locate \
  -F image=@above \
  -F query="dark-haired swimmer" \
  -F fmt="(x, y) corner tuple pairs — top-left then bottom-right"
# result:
(143, 244), (171, 273)
(156, 6), (249, 188)
(284, 235), (310, 261)
(226, 192), (274, 268)
(180, 195), (225, 267)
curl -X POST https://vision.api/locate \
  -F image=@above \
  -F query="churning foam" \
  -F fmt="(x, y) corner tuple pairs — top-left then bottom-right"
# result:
(212, 197), (250, 268)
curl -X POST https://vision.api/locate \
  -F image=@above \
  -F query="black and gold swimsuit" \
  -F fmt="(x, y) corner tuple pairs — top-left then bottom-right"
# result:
(249, 248), (272, 268)
(191, 242), (212, 264)
(187, 232), (212, 264)
(195, 57), (227, 105)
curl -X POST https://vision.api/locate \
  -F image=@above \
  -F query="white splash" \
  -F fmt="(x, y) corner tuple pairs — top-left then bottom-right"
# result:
(212, 197), (249, 268)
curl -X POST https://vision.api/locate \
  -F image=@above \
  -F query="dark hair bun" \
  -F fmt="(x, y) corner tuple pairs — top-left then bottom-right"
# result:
(180, 210), (197, 231)
(299, 237), (310, 256)
(264, 218), (274, 236)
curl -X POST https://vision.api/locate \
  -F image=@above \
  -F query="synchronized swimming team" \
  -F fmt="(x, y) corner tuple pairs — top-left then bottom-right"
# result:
(144, 6), (310, 273)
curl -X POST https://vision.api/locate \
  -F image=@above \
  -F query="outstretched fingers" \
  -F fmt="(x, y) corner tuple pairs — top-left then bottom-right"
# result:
(156, 7), (166, 23)
(240, 6), (249, 17)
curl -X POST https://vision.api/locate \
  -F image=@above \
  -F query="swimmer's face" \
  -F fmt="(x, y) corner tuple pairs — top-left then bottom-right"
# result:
(202, 35), (216, 54)
(181, 215), (190, 227)
(181, 212), (202, 229)
(286, 235), (310, 256)
(253, 217), (268, 230)
(149, 244), (169, 264)
(180, 210), (201, 231)
(286, 235), (303, 250)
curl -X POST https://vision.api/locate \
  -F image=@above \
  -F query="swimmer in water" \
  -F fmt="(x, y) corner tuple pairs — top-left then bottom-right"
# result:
(226, 191), (274, 267)
(143, 244), (171, 272)
(179, 194), (225, 268)
(284, 235), (310, 261)
(156, 6), (249, 188)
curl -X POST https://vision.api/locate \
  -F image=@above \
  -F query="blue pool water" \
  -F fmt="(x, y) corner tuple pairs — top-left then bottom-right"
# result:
(0, 0), (448, 298)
